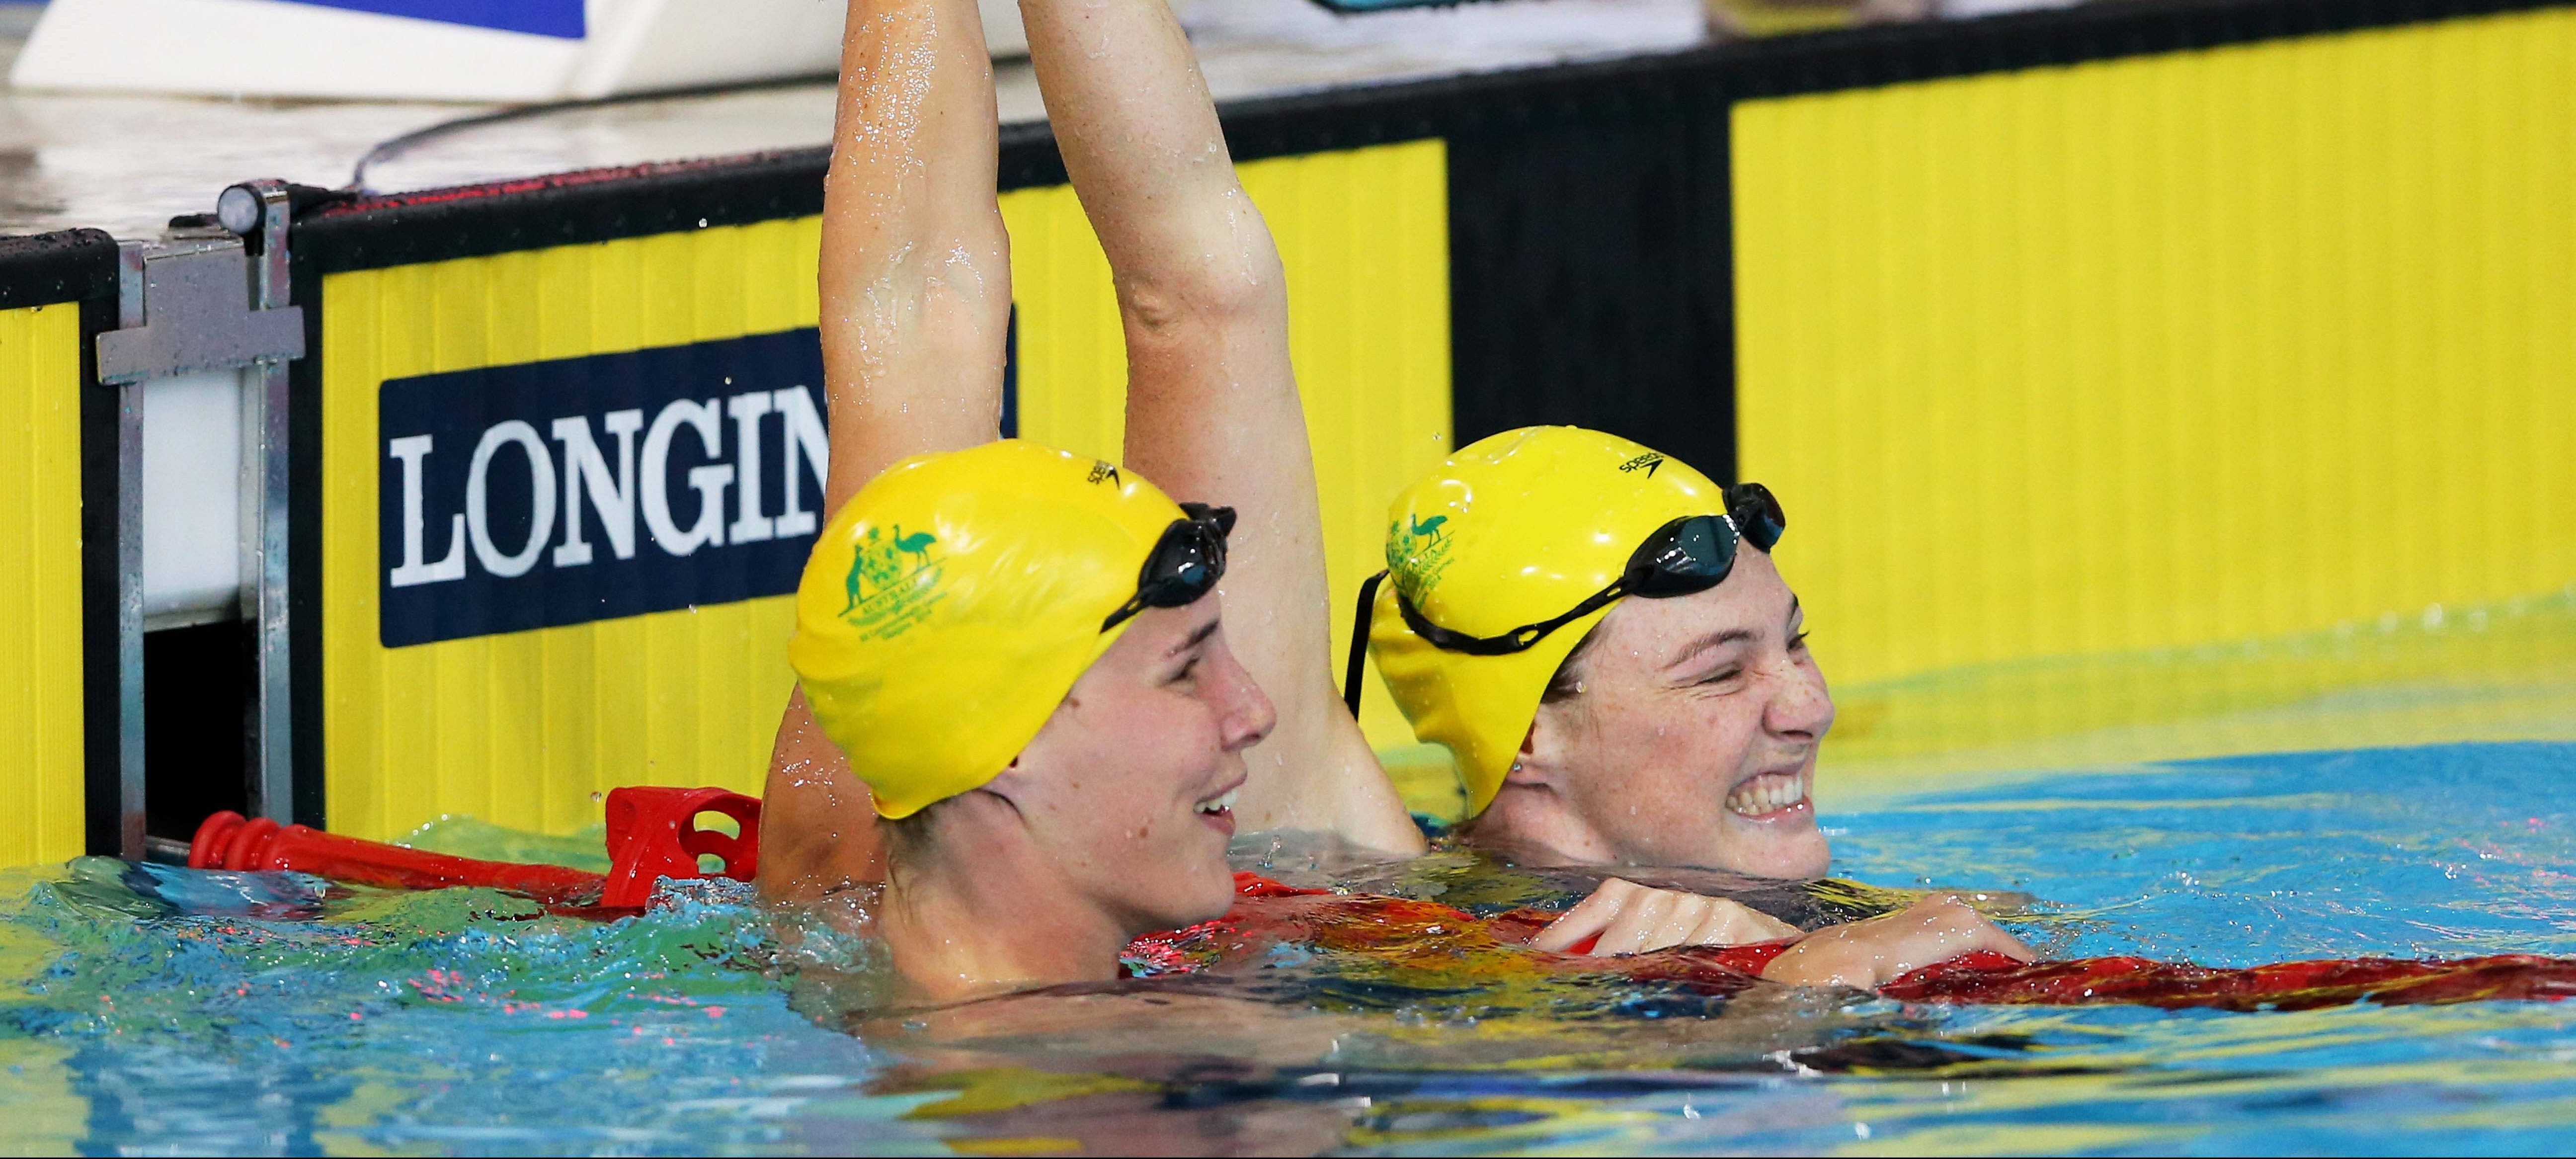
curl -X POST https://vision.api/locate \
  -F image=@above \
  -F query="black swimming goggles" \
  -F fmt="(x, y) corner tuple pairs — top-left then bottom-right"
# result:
(1101, 502), (1235, 632)
(1342, 483), (1784, 715)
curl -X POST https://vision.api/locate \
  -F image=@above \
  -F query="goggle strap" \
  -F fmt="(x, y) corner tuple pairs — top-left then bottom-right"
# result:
(1100, 593), (1147, 633)
(1344, 571), (1387, 718)
(1373, 486), (1784, 660)
(1523, 582), (1628, 649)
(1392, 578), (1629, 657)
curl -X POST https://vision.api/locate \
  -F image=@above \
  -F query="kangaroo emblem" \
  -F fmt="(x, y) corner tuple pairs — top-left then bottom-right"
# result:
(839, 528), (880, 615)
(837, 525), (948, 638)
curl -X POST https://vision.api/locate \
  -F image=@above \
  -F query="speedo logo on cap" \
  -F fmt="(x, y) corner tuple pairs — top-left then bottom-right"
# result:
(1619, 452), (1665, 477)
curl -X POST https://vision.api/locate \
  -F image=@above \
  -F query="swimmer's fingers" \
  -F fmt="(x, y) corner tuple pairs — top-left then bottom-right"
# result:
(1680, 899), (1801, 948)
(1759, 896), (2034, 989)
(1626, 893), (1712, 955)
(1541, 883), (1794, 956)
(1744, 905), (1803, 943)
(1596, 888), (1683, 956)
(1921, 894), (2035, 962)
(1875, 895), (2036, 974)
(1530, 878), (1641, 953)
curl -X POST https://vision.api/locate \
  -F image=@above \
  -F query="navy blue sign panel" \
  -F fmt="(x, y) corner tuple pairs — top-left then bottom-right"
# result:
(379, 329), (828, 648)
(283, 0), (585, 38)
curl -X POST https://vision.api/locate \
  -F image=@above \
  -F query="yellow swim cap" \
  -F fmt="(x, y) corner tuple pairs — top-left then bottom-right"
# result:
(790, 439), (1189, 819)
(1368, 426), (1727, 817)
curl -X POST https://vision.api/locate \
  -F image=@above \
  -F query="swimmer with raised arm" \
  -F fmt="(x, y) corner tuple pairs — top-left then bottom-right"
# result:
(760, 0), (1844, 1005)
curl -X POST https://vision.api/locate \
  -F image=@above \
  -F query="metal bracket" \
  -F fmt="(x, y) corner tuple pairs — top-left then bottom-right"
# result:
(232, 181), (300, 828)
(98, 180), (311, 833)
(110, 242), (146, 861)
(95, 238), (303, 385)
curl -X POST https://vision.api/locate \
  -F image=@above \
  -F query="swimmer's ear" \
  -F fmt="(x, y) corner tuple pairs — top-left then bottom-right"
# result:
(981, 754), (1036, 805)
(1505, 723), (1556, 788)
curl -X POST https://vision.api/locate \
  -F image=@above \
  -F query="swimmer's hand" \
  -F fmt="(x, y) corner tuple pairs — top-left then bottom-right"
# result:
(1531, 878), (1801, 956)
(1757, 894), (2033, 990)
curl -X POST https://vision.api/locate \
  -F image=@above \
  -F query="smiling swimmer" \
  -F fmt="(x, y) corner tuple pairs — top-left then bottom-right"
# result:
(1351, 427), (2043, 985)
(792, 439), (1275, 1004)
(759, 0), (1859, 1000)
(789, 438), (2015, 1003)
(1361, 427), (1829, 876)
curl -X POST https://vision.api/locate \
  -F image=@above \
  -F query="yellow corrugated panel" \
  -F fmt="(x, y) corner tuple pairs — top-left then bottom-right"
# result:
(0, 304), (87, 866)
(328, 141), (1450, 840)
(1001, 182), (1130, 466)
(322, 219), (822, 842)
(1734, 7), (2576, 691)
(1004, 139), (1453, 750)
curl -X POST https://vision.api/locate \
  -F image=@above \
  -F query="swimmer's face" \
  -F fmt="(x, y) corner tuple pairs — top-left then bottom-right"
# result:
(999, 596), (1276, 933)
(1517, 550), (1835, 878)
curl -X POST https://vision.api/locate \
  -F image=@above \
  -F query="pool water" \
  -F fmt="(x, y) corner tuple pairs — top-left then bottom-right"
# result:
(0, 739), (2567, 1154)
(3, 604), (2575, 1154)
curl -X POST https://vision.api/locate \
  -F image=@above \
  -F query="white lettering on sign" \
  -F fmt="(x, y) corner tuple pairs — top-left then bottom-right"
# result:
(773, 385), (830, 538)
(387, 433), (468, 587)
(641, 398), (731, 557)
(382, 385), (830, 586)
(726, 391), (775, 544)
(467, 420), (557, 579)
(378, 329), (831, 648)
(553, 408), (643, 568)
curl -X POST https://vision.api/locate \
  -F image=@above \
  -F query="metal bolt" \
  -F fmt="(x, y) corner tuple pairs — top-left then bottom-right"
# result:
(216, 185), (264, 237)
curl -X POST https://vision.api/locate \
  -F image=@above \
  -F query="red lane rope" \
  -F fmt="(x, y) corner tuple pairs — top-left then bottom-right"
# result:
(1119, 874), (2576, 1012)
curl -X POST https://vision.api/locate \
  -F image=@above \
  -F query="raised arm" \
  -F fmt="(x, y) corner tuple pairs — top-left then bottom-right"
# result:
(760, 0), (1014, 903)
(1018, 0), (1421, 854)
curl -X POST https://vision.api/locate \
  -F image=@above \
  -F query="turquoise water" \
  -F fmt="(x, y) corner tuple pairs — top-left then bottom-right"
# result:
(1, 740), (2574, 1154)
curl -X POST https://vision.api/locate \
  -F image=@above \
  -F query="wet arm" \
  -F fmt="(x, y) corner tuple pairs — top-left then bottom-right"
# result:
(1513, 884), (2030, 991)
(762, 0), (1013, 903)
(1758, 896), (2035, 989)
(1017, 0), (1422, 854)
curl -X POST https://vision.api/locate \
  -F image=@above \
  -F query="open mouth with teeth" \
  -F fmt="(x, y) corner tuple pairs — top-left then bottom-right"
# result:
(1724, 769), (1810, 821)
(1194, 786), (1240, 836)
